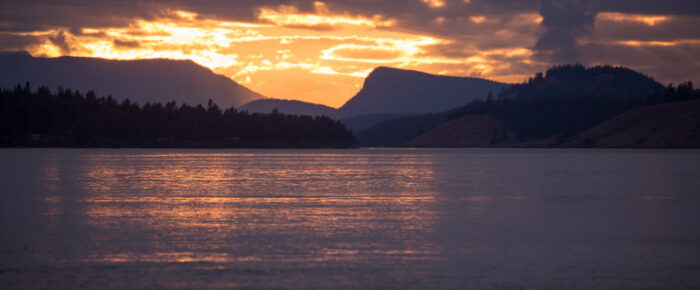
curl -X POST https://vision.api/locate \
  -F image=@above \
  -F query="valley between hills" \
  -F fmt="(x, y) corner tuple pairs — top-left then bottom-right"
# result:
(2, 52), (699, 148)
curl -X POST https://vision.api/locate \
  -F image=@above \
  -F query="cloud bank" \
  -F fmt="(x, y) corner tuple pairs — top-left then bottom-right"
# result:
(0, 0), (697, 106)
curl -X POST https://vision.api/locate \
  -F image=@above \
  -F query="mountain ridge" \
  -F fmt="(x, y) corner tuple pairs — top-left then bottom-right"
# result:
(337, 66), (509, 117)
(0, 51), (264, 108)
(358, 64), (689, 147)
(239, 98), (337, 117)
(394, 65), (700, 148)
(237, 67), (511, 131)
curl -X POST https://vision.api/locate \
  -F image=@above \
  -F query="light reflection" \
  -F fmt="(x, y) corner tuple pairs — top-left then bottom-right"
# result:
(93, 252), (259, 263)
(75, 152), (441, 263)
(40, 163), (62, 221)
(460, 195), (537, 202)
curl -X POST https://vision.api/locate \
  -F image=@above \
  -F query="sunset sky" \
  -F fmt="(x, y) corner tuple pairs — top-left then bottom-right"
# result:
(1, 0), (698, 108)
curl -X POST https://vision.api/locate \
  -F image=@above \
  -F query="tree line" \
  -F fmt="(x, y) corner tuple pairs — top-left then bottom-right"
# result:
(0, 83), (356, 148)
(447, 64), (700, 142)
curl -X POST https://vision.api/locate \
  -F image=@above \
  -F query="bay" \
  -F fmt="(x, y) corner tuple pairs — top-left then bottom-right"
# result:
(1, 148), (699, 289)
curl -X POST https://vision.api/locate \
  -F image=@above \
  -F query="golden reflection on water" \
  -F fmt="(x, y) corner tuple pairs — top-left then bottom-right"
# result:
(34, 150), (689, 265)
(95, 252), (260, 263)
(69, 152), (441, 263)
(40, 163), (62, 221)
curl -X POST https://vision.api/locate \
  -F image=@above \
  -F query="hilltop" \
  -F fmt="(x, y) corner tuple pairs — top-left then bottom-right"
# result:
(337, 67), (508, 118)
(0, 51), (264, 108)
(239, 99), (337, 117)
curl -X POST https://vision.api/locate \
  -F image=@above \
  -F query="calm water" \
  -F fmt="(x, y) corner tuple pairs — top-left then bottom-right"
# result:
(1, 148), (699, 289)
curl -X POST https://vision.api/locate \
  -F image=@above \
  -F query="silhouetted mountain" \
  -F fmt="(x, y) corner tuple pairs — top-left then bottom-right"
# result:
(361, 64), (698, 147)
(338, 113), (403, 133)
(337, 67), (508, 117)
(239, 66), (509, 131)
(240, 98), (337, 117)
(0, 51), (263, 108)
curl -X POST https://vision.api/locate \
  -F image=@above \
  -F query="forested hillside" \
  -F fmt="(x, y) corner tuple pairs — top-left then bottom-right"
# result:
(444, 65), (695, 142)
(359, 65), (699, 147)
(0, 84), (356, 148)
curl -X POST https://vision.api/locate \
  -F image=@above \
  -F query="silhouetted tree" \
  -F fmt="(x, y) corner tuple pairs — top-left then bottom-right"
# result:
(0, 84), (356, 148)
(446, 65), (699, 141)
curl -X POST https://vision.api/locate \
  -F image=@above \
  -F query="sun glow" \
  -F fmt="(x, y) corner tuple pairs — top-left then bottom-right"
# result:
(13, 4), (537, 107)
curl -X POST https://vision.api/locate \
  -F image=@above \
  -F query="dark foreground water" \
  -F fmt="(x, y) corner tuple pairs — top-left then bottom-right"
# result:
(1, 148), (699, 289)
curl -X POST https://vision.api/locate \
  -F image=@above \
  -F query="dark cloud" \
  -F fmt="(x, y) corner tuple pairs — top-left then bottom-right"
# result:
(601, 0), (700, 15)
(0, 23), (52, 33)
(594, 15), (700, 42)
(49, 30), (72, 54)
(0, 33), (43, 52)
(113, 39), (140, 48)
(534, 0), (598, 63)
(0, 0), (695, 28)
(0, 1), (151, 30)
(579, 42), (700, 85)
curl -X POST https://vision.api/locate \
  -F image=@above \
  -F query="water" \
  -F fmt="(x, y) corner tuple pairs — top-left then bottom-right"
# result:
(1, 148), (699, 289)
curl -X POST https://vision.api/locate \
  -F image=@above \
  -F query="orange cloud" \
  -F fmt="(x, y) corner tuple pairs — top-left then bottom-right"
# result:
(614, 39), (700, 47)
(470, 16), (487, 24)
(323, 45), (405, 62)
(598, 12), (669, 26)
(421, 0), (446, 8)
(258, 2), (395, 30)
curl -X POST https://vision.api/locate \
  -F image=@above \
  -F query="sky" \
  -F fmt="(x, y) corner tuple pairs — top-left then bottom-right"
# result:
(1, 0), (698, 108)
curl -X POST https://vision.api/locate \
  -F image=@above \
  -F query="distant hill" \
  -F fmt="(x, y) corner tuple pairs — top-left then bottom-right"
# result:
(498, 64), (663, 101)
(444, 64), (667, 141)
(562, 99), (700, 148)
(406, 99), (700, 148)
(356, 113), (448, 147)
(238, 99), (401, 133)
(0, 51), (264, 108)
(239, 67), (509, 132)
(404, 115), (507, 147)
(240, 99), (337, 117)
(337, 67), (508, 118)
(361, 65), (697, 147)
(339, 113), (403, 133)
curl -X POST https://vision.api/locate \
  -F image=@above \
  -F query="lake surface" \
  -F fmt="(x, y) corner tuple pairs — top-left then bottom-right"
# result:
(1, 148), (699, 289)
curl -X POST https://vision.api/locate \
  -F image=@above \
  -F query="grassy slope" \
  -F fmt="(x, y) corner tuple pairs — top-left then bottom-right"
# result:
(562, 99), (700, 148)
(405, 99), (700, 148)
(404, 115), (507, 147)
